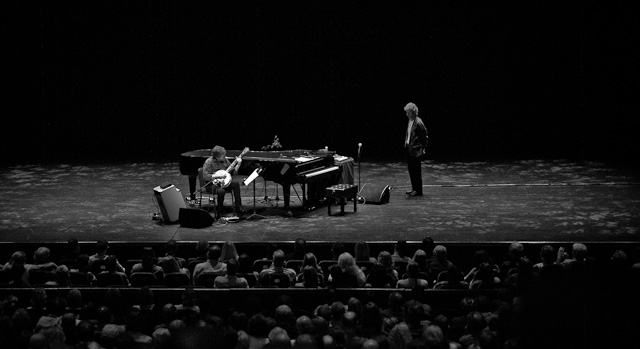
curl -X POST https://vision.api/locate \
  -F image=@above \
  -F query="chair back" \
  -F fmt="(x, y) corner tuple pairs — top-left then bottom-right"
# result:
(130, 272), (158, 287)
(69, 271), (92, 287)
(97, 272), (128, 287)
(196, 272), (220, 288)
(237, 273), (258, 288)
(253, 259), (273, 272)
(332, 273), (359, 288)
(269, 273), (291, 288)
(164, 272), (191, 287)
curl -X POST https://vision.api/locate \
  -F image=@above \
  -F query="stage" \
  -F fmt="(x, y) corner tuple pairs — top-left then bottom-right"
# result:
(1, 159), (639, 245)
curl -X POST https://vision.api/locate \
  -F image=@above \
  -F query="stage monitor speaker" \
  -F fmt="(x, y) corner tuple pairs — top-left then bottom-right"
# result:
(153, 184), (186, 223)
(179, 208), (214, 228)
(359, 184), (391, 205)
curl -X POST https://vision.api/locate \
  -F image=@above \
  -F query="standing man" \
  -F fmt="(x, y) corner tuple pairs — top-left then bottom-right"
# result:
(404, 102), (428, 196)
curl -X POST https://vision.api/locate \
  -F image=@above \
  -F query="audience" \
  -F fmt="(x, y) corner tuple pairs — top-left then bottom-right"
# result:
(0, 240), (637, 349)
(193, 245), (227, 281)
(259, 250), (298, 285)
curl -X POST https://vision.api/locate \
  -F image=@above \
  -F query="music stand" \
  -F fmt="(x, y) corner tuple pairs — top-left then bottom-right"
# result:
(244, 168), (266, 220)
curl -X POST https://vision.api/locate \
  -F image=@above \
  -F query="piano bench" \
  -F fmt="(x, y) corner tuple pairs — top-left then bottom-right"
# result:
(326, 184), (358, 216)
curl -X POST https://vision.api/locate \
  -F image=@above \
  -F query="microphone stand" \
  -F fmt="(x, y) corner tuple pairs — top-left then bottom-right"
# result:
(357, 144), (362, 198)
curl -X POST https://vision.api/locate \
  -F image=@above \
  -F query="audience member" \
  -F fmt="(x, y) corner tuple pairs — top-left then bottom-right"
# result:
(354, 241), (378, 263)
(391, 241), (411, 265)
(287, 238), (309, 261)
(428, 245), (455, 284)
(296, 253), (323, 284)
(259, 250), (297, 285)
(193, 245), (227, 281)
(158, 239), (188, 275)
(131, 247), (165, 283)
(330, 242), (346, 261)
(366, 251), (398, 288)
(215, 258), (249, 288)
(333, 252), (366, 287)
(500, 242), (525, 281)
(89, 240), (125, 274)
(221, 241), (241, 263)
(396, 261), (428, 289)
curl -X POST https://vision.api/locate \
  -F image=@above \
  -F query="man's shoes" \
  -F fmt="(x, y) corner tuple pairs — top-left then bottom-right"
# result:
(235, 207), (245, 215)
(405, 190), (413, 195)
(408, 191), (423, 197)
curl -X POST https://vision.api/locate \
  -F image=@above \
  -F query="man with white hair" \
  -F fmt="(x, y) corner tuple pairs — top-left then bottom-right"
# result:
(403, 102), (428, 196)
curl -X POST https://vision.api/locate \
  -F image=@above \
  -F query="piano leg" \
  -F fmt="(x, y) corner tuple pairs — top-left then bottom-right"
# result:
(188, 175), (197, 199)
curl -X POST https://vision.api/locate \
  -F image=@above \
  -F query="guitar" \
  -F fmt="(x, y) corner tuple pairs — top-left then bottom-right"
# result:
(211, 147), (250, 188)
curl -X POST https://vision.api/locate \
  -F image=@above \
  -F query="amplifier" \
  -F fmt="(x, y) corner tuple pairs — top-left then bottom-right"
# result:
(153, 184), (186, 223)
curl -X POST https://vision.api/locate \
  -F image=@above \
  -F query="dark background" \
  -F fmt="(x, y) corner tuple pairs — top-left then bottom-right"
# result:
(3, 1), (637, 166)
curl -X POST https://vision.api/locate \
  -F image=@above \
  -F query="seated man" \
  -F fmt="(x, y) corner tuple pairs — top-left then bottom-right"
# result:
(202, 145), (244, 218)
(259, 250), (297, 285)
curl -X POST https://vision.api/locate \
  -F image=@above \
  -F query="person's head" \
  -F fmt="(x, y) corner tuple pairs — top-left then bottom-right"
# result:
(330, 301), (346, 322)
(302, 252), (319, 270)
(539, 245), (556, 264)
(141, 247), (156, 267)
(404, 103), (418, 120)
(246, 313), (270, 338)
(207, 245), (222, 262)
(31, 287), (48, 308)
(55, 265), (70, 285)
(405, 261), (419, 278)
(412, 249), (427, 268)
(508, 242), (525, 260)
(66, 288), (82, 309)
(226, 258), (238, 276)
(387, 292), (404, 311)
(181, 287), (197, 307)
(433, 245), (447, 261)
(294, 333), (318, 349)
(67, 239), (81, 255)
(337, 252), (357, 272)
(221, 241), (239, 262)
(302, 266), (319, 287)
(211, 145), (227, 162)
(96, 240), (109, 254)
(137, 286), (154, 307)
(195, 240), (210, 257)
(378, 251), (394, 269)
(272, 249), (286, 267)
(354, 241), (372, 261)
(268, 327), (291, 349)
(33, 247), (51, 264)
(294, 238), (307, 253)
(571, 243), (588, 261)
(8, 250), (26, 267)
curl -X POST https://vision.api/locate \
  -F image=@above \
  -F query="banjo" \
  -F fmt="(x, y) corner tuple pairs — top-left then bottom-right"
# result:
(211, 147), (250, 188)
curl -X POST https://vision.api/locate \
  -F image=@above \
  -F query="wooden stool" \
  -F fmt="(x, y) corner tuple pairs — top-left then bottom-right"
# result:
(326, 184), (358, 216)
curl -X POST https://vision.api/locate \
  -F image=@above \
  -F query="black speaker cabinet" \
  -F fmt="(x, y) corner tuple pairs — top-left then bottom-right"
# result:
(179, 208), (214, 228)
(359, 184), (391, 204)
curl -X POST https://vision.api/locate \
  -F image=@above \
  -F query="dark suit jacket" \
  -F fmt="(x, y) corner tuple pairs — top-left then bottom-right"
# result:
(406, 116), (429, 159)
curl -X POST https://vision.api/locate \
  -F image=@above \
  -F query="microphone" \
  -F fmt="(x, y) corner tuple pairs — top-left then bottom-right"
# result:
(358, 143), (362, 157)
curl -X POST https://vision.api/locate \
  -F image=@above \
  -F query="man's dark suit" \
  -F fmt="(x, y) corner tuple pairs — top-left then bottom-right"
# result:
(405, 116), (428, 195)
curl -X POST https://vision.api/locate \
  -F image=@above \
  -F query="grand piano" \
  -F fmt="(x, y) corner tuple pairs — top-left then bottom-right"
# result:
(180, 148), (354, 209)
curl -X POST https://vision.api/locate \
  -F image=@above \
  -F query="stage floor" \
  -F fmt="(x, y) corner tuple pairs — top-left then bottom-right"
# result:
(1, 160), (639, 244)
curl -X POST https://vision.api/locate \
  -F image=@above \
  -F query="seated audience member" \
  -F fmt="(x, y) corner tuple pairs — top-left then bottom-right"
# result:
(365, 251), (398, 288)
(26, 247), (58, 283)
(237, 253), (255, 274)
(468, 263), (502, 290)
(396, 261), (429, 289)
(89, 240), (125, 273)
(335, 252), (366, 287)
(500, 242), (525, 280)
(98, 255), (130, 286)
(292, 265), (321, 288)
(158, 239), (188, 274)
(428, 245), (455, 284)
(187, 240), (210, 265)
(411, 249), (429, 275)
(131, 247), (164, 283)
(432, 265), (469, 289)
(296, 252), (323, 284)
(175, 287), (201, 317)
(464, 250), (500, 284)
(59, 238), (82, 268)
(532, 245), (564, 283)
(45, 265), (72, 287)
(326, 264), (358, 288)
(354, 241), (378, 263)
(34, 296), (67, 333)
(70, 254), (97, 286)
(220, 241), (240, 263)
(287, 238), (309, 261)
(3, 251), (28, 282)
(193, 245), (227, 281)
(256, 271), (277, 288)
(215, 259), (249, 288)
(259, 250), (297, 285)
(391, 240), (412, 264)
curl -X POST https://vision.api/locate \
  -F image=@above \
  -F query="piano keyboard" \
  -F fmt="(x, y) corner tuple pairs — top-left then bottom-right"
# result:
(299, 166), (340, 180)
